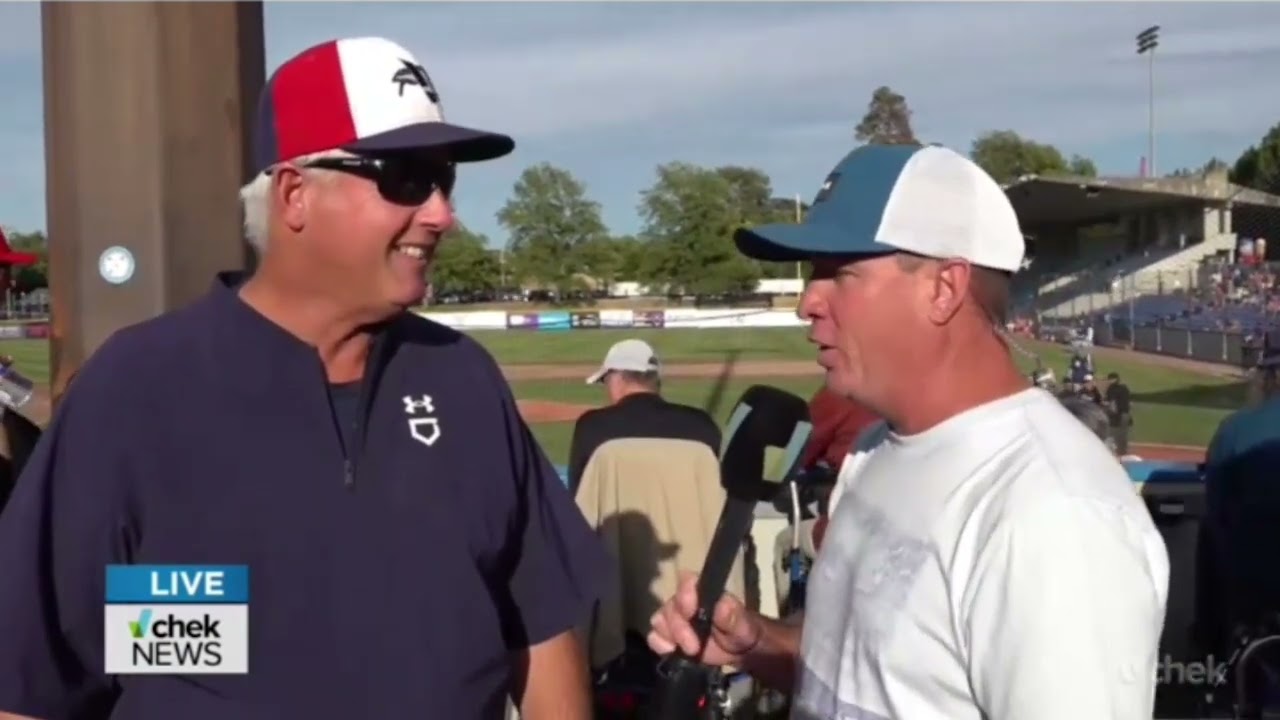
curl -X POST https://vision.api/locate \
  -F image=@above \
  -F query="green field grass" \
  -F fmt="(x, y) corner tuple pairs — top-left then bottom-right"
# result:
(498, 329), (1239, 463)
(1, 329), (1237, 465)
(469, 327), (812, 364)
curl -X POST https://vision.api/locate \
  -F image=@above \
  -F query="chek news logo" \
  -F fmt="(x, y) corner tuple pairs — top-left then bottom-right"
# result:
(105, 565), (249, 675)
(125, 608), (225, 667)
(128, 608), (153, 638)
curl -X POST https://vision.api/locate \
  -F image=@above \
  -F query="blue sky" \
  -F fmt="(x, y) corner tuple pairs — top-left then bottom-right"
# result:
(2, 2), (1280, 247)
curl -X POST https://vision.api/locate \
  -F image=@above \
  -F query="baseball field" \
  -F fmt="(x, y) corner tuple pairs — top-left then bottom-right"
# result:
(0, 328), (1237, 465)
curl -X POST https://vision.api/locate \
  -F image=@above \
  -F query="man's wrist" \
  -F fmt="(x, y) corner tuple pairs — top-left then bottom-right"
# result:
(738, 614), (803, 692)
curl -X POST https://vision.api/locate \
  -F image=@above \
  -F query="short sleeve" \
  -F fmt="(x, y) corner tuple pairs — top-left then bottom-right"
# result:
(493, 379), (612, 649)
(0, 374), (135, 717)
(963, 494), (1169, 720)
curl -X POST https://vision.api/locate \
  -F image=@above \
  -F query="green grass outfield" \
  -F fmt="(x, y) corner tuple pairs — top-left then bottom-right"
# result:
(1, 329), (1239, 466)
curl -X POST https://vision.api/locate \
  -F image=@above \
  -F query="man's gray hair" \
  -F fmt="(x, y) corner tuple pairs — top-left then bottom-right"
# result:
(615, 370), (661, 392)
(239, 148), (353, 253)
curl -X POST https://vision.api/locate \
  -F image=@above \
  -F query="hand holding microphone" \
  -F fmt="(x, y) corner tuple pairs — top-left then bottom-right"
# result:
(648, 570), (761, 667)
(642, 385), (811, 719)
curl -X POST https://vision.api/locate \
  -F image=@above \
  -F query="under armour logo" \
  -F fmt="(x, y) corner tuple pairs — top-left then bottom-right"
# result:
(403, 394), (435, 414)
(391, 59), (439, 103)
(402, 394), (441, 447)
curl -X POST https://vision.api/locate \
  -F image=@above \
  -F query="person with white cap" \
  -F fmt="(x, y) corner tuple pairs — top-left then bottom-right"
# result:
(568, 339), (745, 685)
(648, 143), (1169, 720)
(569, 338), (719, 495)
(0, 38), (607, 720)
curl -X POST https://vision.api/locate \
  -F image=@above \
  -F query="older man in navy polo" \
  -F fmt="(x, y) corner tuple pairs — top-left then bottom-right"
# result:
(0, 37), (609, 720)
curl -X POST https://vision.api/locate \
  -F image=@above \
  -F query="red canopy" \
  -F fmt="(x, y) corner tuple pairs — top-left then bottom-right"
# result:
(0, 228), (38, 267)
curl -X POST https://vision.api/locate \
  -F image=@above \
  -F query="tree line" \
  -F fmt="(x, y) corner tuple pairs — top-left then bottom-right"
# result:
(441, 86), (1280, 299)
(4, 87), (1279, 298)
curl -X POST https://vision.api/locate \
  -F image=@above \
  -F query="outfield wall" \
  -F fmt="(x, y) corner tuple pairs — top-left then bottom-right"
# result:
(417, 307), (807, 331)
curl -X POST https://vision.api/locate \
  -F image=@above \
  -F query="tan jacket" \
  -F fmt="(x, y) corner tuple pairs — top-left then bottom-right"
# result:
(575, 436), (747, 668)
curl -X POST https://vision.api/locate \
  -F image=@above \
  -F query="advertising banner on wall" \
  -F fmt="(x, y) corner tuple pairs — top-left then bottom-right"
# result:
(536, 311), (572, 331)
(419, 311), (510, 329)
(569, 311), (601, 329)
(506, 312), (540, 329)
(599, 309), (635, 328)
(633, 310), (666, 328)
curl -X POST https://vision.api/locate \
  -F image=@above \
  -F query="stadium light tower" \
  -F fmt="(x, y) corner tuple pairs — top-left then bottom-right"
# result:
(1136, 25), (1160, 177)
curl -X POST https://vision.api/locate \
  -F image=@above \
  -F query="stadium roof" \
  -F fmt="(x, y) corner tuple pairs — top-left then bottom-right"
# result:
(1002, 172), (1280, 228)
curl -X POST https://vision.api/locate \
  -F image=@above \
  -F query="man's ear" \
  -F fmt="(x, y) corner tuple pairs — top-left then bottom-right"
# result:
(272, 166), (308, 233)
(925, 260), (971, 326)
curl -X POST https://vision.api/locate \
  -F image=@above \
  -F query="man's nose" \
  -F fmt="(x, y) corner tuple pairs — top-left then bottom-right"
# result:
(797, 281), (825, 321)
(412, 190), (455, 233)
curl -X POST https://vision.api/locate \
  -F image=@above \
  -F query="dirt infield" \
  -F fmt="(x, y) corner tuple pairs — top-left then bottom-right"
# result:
(517, 400), (593, 424)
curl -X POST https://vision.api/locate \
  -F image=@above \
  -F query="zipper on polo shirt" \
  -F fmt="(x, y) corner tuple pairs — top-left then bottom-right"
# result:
(315, 352), (359, 490)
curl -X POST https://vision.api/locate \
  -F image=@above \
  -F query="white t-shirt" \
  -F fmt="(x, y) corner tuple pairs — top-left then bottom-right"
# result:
(794, 388), (1169, 720)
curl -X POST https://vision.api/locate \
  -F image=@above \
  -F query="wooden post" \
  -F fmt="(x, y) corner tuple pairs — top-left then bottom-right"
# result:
(41, 1), (264, 406)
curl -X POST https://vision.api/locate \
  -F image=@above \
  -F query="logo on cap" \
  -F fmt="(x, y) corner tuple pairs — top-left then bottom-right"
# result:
(391, 59), (439, 103)
(814, 172), (840, 205)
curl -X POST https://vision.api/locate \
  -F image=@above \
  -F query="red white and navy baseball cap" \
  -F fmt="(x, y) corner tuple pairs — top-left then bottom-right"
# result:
(253, 37), (515, 174)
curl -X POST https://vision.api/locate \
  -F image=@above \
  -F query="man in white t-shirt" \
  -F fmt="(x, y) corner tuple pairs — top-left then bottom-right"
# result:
(648, 143), (1170, 720)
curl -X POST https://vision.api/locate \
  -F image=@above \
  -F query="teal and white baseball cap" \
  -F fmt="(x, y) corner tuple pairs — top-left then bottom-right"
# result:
(735, 143), (1025, 272)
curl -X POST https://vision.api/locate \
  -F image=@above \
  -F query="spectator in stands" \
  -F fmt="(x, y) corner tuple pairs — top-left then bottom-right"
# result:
(569, 339), (742, 672)
(1103, 372), (1133, 456)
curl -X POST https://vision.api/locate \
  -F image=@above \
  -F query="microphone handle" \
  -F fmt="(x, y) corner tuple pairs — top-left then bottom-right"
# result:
(643, 495), (756, 720)
(692, 496), (756, 638)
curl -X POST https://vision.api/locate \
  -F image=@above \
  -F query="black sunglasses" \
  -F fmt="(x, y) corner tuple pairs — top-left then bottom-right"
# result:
(289, 154), (456, 207)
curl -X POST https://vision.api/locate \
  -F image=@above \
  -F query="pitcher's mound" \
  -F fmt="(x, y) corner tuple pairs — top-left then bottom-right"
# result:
(518, 400), (595, 424)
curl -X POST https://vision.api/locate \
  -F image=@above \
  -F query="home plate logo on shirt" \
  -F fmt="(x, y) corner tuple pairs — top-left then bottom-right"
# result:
(104, 565), (249, 674)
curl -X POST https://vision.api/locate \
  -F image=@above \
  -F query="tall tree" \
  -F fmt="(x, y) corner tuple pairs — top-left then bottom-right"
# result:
(575, 236), (625, 294)
(1166, 157), (1229, 179)
(1230, 122), (1280, 194)
(1067, 155), (1099, 178)
(637, 162), (761, 295)
(430, 222), (499, 296)
(854, 86), (917, 146)
(611, 235), (645, 284)
(713, 167), (800, 279)
(496, 163), (608, 296)
(716, 166), (774, 223)
(970, 130), (1096, 185)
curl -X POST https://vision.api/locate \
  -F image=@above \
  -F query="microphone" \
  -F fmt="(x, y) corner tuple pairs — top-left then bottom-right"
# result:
(644, 385), (812, 720)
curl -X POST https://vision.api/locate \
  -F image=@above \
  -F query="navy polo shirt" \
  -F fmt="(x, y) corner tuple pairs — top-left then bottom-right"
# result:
(0, 273), (611, 720)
